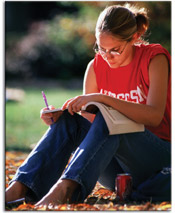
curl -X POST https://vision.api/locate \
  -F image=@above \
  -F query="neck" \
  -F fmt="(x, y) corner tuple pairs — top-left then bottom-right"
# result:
(120, 45), (136, 67)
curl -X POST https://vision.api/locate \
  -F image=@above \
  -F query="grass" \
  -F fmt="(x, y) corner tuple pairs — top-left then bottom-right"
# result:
(6, 88), (82, 151)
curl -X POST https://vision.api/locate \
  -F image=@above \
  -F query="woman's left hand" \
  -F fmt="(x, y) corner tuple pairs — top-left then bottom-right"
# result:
(61, 94), (101, 115)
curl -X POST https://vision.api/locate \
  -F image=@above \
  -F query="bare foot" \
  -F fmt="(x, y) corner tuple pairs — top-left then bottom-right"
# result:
(5, 181), (28, 203)
(35, 179), (78, 207)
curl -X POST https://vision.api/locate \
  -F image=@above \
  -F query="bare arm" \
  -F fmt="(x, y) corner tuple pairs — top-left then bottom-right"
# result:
(64, 54), (169, 127)
(80, 59), (100, 122)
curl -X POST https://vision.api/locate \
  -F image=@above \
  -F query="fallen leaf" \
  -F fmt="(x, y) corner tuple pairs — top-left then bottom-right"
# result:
(5, 152), (172, 211)
(14, 203), (35, 210)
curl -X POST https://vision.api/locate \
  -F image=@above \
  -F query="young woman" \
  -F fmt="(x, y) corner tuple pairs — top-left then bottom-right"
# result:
(6, 4), (171, 206)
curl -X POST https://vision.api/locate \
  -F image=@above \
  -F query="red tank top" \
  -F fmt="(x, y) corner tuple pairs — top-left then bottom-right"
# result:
(93, 44), (171, 142)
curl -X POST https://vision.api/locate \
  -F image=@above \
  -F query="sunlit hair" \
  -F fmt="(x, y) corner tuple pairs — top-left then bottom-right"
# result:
(96, 3), (149, 43)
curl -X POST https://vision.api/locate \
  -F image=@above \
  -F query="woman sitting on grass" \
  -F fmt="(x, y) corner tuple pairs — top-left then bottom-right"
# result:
(6, 3), (171, 206)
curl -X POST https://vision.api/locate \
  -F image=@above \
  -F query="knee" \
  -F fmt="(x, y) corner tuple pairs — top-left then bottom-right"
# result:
(48, 110), (75, 134)
(53, 110), (76, 126)
(58, 109), (83, 121)
(52, 110), (90, 135)
(58, 109), (72, 120)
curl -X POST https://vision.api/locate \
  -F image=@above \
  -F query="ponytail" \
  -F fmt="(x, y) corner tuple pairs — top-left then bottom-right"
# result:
(134, 8), (149, 36)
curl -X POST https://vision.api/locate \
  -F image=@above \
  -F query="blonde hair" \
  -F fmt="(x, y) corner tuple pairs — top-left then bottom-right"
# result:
(96, 3), (149, 42)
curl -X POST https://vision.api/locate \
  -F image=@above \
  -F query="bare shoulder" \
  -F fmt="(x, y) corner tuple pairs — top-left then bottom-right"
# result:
(149, 54), (169, 72)
(148, 53), (169, 84)
(83, 59), (99, 94)
(86, 59), (95, 73)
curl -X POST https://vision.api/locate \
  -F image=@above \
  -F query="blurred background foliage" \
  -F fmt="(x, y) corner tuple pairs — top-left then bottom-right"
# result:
(5, 1), (171, 81)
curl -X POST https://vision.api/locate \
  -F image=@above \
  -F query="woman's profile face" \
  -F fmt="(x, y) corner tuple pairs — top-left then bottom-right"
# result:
(96, 32), (134, 68)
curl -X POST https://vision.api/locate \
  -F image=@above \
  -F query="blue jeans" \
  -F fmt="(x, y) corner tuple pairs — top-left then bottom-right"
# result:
(11, 110), (171, 202)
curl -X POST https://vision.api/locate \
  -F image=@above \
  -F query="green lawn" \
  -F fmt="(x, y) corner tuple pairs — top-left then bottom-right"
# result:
(6, 88), (82, 151)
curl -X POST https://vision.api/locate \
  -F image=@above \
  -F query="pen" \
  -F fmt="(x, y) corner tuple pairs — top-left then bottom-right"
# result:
(42, 91), (54, 123)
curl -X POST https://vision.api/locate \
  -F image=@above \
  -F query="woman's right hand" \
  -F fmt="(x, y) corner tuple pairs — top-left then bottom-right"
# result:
(40, 105), (63, 126)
